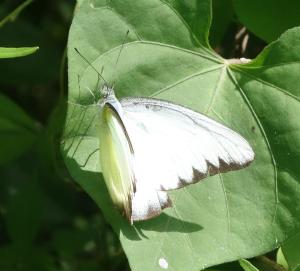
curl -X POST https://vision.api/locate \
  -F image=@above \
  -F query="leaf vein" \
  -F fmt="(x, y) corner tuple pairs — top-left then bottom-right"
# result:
(227, 68), (279, 224)
(233, 67), (300, 103)
(151, 64), (224, 97)
(172, 192), (198, 269)
(158, 0), (219, 61)
(206, 66), (226, 114)
(219, 174), (231, 232)
(232, 60), (300, 69)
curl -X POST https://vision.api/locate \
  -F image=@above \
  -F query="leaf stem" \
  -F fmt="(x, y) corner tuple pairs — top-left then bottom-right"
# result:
(255, 256), (287, 271)
(0, 0), (33, 28)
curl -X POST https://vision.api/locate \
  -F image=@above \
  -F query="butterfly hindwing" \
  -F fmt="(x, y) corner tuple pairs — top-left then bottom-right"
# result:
(99, 104), (135, 220)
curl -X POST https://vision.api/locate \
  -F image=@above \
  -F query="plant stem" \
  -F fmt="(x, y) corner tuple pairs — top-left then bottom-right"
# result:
(255, 256), (287, 271)
(0, 0), (33, 28)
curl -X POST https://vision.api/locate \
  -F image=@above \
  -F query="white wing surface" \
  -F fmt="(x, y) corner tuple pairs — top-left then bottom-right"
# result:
(120, 97), (254, 193)
(100, 92), (254, 222)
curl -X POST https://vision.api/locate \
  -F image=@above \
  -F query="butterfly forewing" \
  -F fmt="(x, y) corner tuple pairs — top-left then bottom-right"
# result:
(120, 97), (254, 192)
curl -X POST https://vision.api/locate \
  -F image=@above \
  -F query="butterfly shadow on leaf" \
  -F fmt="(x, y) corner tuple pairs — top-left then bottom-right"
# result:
(62, 154), (203, 241)
(128, 213), (204, 240)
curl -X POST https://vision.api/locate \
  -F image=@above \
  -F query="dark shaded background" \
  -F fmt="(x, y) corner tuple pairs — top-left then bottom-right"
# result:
(0, 1), (271, 270)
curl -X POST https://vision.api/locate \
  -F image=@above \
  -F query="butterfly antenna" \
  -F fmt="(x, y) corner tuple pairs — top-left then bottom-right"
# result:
(74, 48), (109, 87)
(112, 30), (129, 88)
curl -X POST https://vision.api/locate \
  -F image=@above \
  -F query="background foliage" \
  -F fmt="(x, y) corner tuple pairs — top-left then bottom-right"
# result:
(1, 0), (300, 270)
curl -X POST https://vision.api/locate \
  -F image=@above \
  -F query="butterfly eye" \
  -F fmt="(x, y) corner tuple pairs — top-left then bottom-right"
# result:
(100, 84), (115, 101)
(101, 84), (109, 94)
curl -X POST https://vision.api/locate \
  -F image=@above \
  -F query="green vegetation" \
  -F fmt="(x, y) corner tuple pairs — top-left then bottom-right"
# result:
(1, 0), (300, 270)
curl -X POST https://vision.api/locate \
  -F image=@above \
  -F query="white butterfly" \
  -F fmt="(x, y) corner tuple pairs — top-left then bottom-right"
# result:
(98, 85), (255, 224)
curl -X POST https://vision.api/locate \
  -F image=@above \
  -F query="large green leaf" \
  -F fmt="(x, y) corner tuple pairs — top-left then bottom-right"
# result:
(62, 0), (300, 270)
(232, 0), (300, 42)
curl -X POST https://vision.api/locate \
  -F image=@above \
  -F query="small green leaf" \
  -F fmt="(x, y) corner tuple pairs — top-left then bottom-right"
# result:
(0, 46), (39, 59)
(0, 94), (38, 164)
(277, 248), (288, 270)
(239, 259), (260, 271)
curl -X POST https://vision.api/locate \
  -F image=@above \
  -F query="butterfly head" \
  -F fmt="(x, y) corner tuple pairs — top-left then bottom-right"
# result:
(100, 84), (115, 100)
(99, 84), (123, 114)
